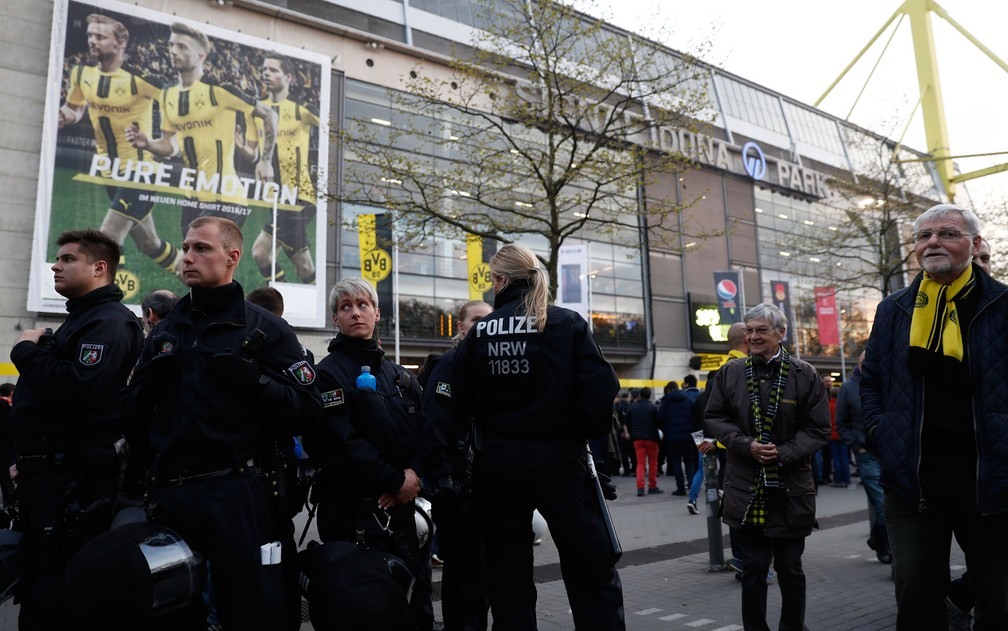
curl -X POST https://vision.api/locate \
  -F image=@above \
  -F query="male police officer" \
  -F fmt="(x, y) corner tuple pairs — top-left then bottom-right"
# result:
(11, 228), (142, 629)
(122, 217), (320, 630)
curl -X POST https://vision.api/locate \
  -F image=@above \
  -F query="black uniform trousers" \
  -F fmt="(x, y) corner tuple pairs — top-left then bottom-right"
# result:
(151, 469), (286, 631)
(432, 493), (489, 631)
(16, 460), (119, 631)
(473, 446), (625, 631)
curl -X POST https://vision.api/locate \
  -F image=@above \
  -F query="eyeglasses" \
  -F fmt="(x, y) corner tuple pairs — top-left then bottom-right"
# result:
(744, 326), (775, 336)
(914, 229), (972, 243)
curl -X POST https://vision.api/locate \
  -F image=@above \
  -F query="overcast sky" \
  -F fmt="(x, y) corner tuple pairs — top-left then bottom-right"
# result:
(573, 0), (1008, 215)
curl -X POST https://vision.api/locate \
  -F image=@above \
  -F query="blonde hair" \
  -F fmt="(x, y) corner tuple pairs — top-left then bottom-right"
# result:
(188, 216), (242, 251)
(452, 300), (492, 344)
(329, 277), (379, 316)
(490, 243), (548, 332)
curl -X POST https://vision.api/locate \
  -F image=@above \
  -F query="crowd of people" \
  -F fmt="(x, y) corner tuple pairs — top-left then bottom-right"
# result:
(3, 201), (1006, 631)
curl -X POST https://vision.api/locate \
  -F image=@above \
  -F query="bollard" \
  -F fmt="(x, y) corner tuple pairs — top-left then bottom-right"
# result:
(702, 449), (726, 571)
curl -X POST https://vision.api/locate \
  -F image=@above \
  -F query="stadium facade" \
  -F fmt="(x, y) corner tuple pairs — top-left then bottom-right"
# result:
(0, 0), (971, 382)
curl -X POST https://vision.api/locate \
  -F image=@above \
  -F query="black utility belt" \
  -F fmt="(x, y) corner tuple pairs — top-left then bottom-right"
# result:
(17, 440), (126, 474)
(154, 458), (256, 486)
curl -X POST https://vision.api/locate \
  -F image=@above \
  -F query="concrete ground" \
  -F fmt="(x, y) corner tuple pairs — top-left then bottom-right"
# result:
(0, 473), (966, 630)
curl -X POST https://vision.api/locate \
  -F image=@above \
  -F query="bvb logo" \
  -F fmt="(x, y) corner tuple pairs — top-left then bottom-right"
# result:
(914, 292), (928, 308)
(361, 249), (392, 283)
(470, 262), (492, 294)
(115, 269), (140, 302)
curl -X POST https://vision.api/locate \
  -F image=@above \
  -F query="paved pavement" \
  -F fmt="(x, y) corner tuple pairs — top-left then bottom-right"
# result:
(0, 473), (966, 629)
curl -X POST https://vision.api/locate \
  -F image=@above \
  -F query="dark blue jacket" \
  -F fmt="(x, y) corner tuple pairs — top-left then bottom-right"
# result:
(626, 399), (660, 442)
(308, 334), (428, 499)
(12, 284), (142, 453)
(659, 390), (696, 441)
(121, 282), (321, 472)
(861, 266), (1008, 515)
(835, 366), (865, 452)
(451, 282), (618, 453)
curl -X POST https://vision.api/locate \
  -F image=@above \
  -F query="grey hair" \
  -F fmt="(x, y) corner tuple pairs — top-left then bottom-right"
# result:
(328, 277), (379, 315)
(744, 303), (787, 331)
(913, 204), (983, 236)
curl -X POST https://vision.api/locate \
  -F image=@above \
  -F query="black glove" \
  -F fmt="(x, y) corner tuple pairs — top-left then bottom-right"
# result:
(139, 351), (182, 383)
(205, 353), (263, 392)
(598, 472), (617, 501)
(433, 476), (461, 502)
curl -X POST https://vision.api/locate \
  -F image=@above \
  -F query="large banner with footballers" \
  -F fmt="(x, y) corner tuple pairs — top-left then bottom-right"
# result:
(33, 0), (331, 327)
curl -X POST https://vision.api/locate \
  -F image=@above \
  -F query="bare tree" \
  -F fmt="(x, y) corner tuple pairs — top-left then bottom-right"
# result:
(777, 134), (933, 299)
(341, 0), (716, 295)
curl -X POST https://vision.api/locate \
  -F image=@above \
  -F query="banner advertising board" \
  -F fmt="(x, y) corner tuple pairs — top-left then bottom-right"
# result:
(32, 0), (331, 326)
(768, 279), (795, 347)
(713, 271), (743, 324)
(814, 286), (839, 345)
(557, 244), (590, 324)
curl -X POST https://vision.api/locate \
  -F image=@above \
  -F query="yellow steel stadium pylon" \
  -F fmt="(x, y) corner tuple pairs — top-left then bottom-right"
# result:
(815, 0), (1008, 202)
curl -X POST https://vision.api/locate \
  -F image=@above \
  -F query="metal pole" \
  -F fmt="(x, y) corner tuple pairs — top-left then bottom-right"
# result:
(703, 450), (725, 571)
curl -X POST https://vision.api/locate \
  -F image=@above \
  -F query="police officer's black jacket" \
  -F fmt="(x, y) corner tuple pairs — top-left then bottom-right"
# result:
(451, 281), (619, 451)
(306, 334), (428, 499)
(11, 284), (142, 454)
(120, 281), (321, 472)
(422, 347), (459, 482)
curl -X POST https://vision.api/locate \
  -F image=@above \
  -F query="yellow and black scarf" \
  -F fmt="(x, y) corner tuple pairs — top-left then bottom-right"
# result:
(743, 347), (789, 527)
(909, 266), (975, 363)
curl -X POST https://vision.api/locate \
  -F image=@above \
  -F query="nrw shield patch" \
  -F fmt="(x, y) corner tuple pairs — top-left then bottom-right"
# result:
(435, 381), (451, 398)
(321, 388), (345, 408)
(289, 361), (316, 385)
(79, 344), (104, 366)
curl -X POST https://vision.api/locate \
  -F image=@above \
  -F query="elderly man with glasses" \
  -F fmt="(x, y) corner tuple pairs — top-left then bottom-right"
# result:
(861, 203), (1008, 630)
(705, 303), (829, 631)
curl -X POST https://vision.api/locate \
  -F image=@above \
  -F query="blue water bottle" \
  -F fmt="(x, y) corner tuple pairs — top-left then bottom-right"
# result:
(356, 365), (376, 391)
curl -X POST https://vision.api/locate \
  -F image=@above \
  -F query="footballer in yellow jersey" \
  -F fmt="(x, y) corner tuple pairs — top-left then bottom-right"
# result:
(239, 55), (319, 284)
(126, 22), (277, 234)
(59, 13), (180, 276)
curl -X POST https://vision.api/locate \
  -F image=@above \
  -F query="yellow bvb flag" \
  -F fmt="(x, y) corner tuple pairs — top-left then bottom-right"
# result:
(357, 213), (391, 287)
(467, 234), (492, 299)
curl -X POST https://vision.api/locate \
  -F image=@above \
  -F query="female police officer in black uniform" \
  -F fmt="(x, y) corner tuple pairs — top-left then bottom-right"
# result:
(305, 277), (433, 630)
(451, 243), (625, 630)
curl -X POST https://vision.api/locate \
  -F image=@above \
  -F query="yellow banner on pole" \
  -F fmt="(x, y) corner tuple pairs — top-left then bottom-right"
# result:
(467, 234), (492, 299)
(358, 214), (391, 287)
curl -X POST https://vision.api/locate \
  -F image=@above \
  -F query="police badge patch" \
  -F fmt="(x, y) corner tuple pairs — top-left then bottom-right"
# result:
(321, 389), (345, 408)
(79, 343), (104, 365)
(435, 381), (451, 398)
(288, 360), (316, 385)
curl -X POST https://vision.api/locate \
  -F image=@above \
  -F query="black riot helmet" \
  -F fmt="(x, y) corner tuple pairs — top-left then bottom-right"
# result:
(64, 513), (205, 627)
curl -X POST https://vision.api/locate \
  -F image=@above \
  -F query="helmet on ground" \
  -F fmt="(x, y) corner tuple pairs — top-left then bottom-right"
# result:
(64, 513), (205, 627)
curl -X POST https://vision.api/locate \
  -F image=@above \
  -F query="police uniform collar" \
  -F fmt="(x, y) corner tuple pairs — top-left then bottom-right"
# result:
(329, 333), (385, 374)
(188, 281), (246, 319)
(65, 283), (124, 314)
(493, 279), (531, 308)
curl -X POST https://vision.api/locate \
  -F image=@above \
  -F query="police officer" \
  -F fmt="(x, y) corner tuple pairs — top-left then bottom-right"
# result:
(305, 277), (433, 631)
(451, 243), (625, 630)
(121, 217), (321, 630)
(10, 228), (142, 629)
(424, 300), (492, 631)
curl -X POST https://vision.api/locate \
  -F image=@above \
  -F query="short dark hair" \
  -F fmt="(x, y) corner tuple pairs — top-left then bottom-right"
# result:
(263, 52), (295, 76)
(0, 383), (13, 397)
(247, 287), (284, 316)
(639, 387), (652, 400)
(141, 290), (179, 320)
(683, 374), (697, 387)
(56, 228), (120, 279)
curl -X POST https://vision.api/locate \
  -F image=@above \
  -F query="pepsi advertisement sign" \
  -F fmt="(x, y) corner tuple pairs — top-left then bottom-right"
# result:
(714, 271), (743, 324)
